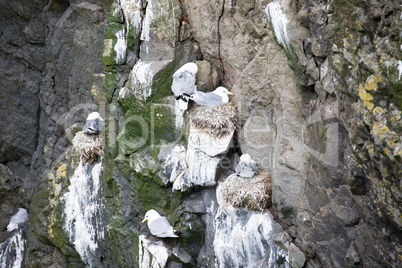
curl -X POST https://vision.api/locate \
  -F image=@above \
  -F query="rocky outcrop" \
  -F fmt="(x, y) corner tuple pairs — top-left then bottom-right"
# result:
(0, 0), (401, 267)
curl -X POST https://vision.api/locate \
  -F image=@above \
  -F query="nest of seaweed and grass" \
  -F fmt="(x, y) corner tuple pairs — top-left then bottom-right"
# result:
(72, 131), (104, 164)
(189, 103), (237, 138)
(217, 172), (272, 211)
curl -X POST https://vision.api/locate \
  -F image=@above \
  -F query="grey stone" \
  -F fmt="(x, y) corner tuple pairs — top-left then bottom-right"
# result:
(345, 242), (360, 267)
(238, 108), (274, 172)
(172, 246), (195, 265)
(287, 243), (306, 268)
(272, 231), (292, 250)
(182, 192), (206, 214)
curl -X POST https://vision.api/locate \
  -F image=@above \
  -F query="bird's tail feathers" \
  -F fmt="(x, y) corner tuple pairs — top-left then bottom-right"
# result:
(173, 230), (181, 236)
(176, 95), (189, 102)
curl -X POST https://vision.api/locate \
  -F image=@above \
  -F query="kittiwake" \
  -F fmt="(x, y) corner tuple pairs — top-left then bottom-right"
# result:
(84, 112), (104, 135)
(235, 154), (259, 178)
(142, 209), (180, 238)
(189, 86), (233, 106)
(171, 62), (198, 110)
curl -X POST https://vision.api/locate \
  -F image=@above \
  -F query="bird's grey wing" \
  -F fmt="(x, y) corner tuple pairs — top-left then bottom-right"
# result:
(235, 161), (245, 175)
(172, 71), (197, 96)
(148, 216), (173, 236)
(192, 91), (223, 106)
(249, 160), (259, 174)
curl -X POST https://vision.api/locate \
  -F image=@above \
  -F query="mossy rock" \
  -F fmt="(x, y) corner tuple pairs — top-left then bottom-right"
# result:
(178, 213), (205, 258)
(117, 98), (176, 155)
(106, 1), (124, 24)
(27, 148), (84, 266)
(147, 0), (181, 48)
(103, 22), (125, 66)
(107, 216), (140, 268)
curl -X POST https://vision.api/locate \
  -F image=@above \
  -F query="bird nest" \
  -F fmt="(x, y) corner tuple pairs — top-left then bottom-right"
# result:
(189, 103), (237, 138)
(217, 172), (272, 211)
(72, 131), (104, 164)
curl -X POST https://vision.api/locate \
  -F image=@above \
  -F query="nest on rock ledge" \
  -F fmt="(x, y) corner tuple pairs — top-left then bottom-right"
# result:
(189, 103), (237, 138)
(217, 172), (272, 211)
(72, 131), (104, 164)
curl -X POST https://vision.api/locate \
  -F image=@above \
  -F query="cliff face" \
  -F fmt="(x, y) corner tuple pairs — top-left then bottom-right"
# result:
(0, 0), (401, 267)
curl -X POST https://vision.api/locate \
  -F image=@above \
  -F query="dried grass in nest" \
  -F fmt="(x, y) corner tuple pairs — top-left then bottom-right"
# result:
(217, 172), (272, 211)
(189, 103), (237, 138)
(72, 131), (104, 164)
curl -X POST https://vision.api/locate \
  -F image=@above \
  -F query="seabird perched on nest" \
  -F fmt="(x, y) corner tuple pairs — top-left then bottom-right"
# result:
(72, 112), (105, 164)
(235, 154), (259, 178)
(142, 209), (180, 238)
(171, 62), (198, 110)
(187, 86), (233, 107)
(84, 112), (104, 135)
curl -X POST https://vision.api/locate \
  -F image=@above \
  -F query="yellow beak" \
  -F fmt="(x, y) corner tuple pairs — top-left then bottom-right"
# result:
(142, 218), (147, 223)
(227, 92), (233, 95)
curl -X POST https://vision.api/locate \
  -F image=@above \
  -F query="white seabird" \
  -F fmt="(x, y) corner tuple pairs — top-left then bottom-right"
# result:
(84, 112), (104, 135)
(171, 62), (198, 110)
(235, 154), (259, 178)
(189, 86), (233, 106)
(142, 209), (180, 238)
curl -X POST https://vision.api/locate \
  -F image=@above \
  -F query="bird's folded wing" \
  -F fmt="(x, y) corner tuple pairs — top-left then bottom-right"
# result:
(235, 161), (246, 175)
(192, 91), (223, 106)
(172, 71), (197, 96)
(148, 216), (173, 235)
(250, 161), (259, 173)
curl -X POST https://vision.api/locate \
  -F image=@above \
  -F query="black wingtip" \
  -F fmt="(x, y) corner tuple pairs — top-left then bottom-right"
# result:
(173, 230), (182, 236)
(176, 95), (188, 102)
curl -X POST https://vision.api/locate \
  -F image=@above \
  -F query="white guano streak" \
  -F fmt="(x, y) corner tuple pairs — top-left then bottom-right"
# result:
(120, 0), (142, 32)
(0, 208), (28, 268)
(128, 60), (154, 99)
(114, 29), (126, 64)
(0, 230), (25, 268)
(265, 2), (290, 48)
(62, 160), (104, 266)
(138, 235), (169, 268)
(141, 0), (154, 41)
(7, 208), (28, 232)
(213, 208), (288, 268)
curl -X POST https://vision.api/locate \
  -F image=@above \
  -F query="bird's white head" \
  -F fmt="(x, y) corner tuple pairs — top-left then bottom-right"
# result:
(186, 62), (198, 76)
(214, 86), (233, 97)
(240, 153), (252, 163)
(142, 209), (160, 223)
(175, 62), (198, 77)
(214, 86), (233, 104)
(86, 112), (103, 121)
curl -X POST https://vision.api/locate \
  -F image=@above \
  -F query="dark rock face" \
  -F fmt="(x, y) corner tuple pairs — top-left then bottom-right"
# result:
(0, 0), (108, 266)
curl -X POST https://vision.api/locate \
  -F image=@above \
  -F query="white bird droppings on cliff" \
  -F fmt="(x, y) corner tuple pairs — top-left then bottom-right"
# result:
(121, 60), (171, 101)
(7, 208), (28, 232)
(114, 29), (126, 64)
(120, 0), (142, 33)
(265, 2), (290, 49)
(138, 235), (170, 268)
(62, 160), (104, 267)
(213, 207), (289, 268)
(140, 0), (154, 54)
(0, 208), (29, 268)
